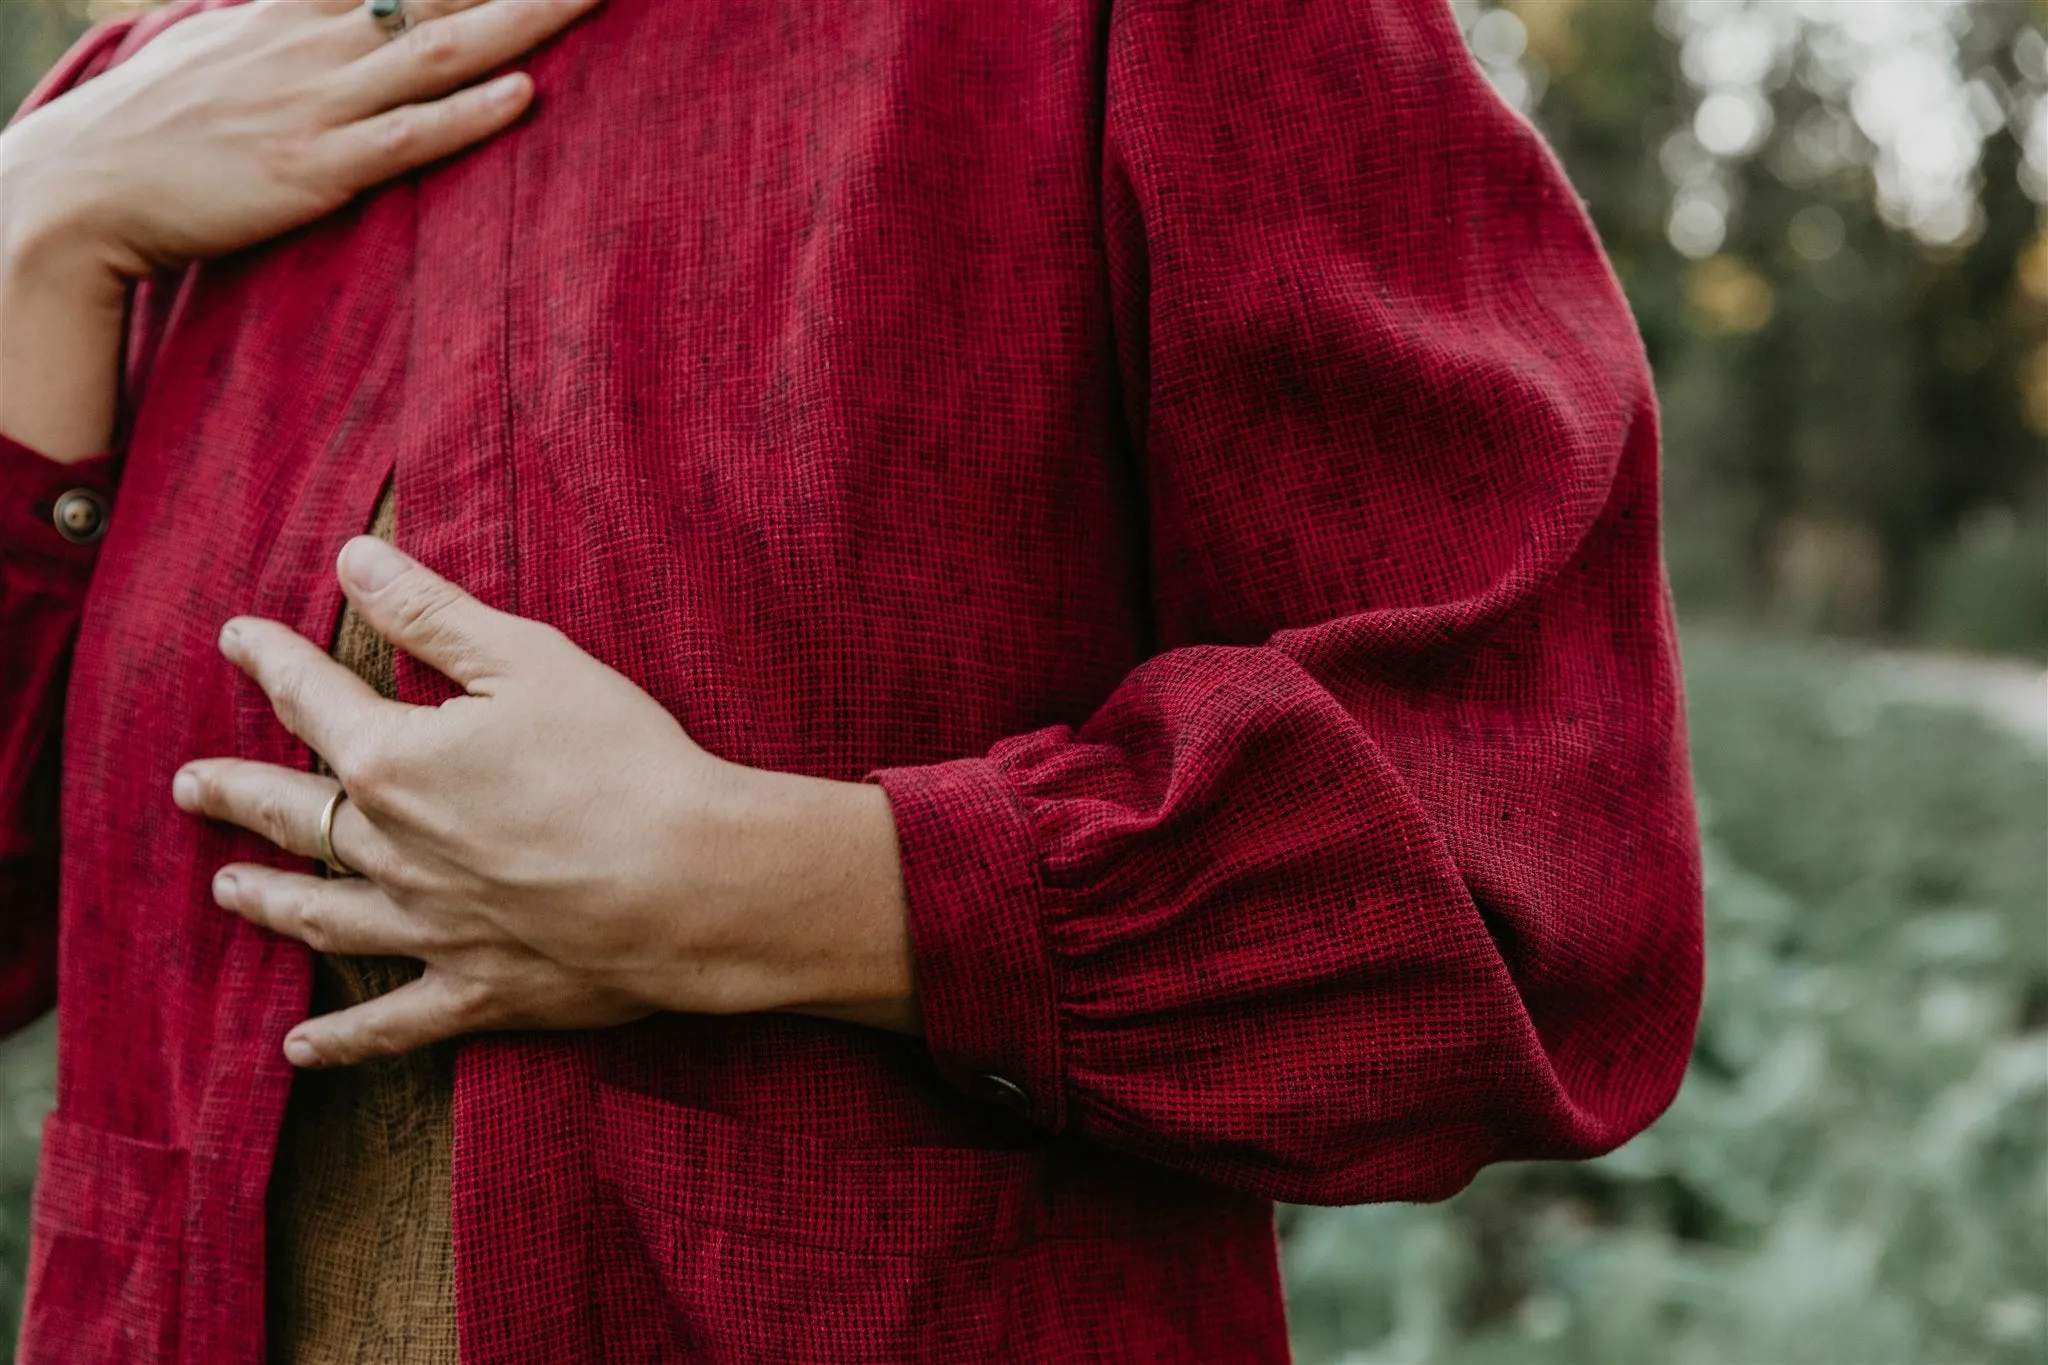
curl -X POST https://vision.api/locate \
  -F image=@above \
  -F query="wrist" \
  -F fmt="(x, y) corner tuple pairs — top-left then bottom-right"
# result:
(0, 223), (128, 320)
(1, 114), (140, 290)
(0, 128), (133, 464)
(702, 763), (919, 1033)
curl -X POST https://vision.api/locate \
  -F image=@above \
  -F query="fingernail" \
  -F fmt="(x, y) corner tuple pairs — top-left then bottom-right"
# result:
(172, 769), (199, 809)
(218, 621), (243, 656)
(284, 1036), (320, 1068)
(490, 73), (529, 104)
(342, 537), (411, 593)
(212, 869), (238, 907)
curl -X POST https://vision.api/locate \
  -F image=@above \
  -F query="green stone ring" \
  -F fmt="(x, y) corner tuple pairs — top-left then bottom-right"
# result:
(366, 0), (412, 39)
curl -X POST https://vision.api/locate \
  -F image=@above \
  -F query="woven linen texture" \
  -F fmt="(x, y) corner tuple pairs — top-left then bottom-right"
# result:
(1, 0), (1702, 1360)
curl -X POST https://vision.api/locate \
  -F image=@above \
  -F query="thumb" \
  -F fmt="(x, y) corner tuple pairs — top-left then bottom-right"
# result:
(337, 536), (526, 690)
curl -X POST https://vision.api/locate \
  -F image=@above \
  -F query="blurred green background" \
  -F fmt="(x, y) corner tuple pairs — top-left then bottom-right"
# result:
(4, 1), (2044, 1361)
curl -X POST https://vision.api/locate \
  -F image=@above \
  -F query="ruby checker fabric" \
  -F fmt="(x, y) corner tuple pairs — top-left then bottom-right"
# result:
(0, 0), (1704, 1360)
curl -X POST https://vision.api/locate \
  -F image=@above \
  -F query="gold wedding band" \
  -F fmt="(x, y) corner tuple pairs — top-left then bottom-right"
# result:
(318, 788), (359, 878)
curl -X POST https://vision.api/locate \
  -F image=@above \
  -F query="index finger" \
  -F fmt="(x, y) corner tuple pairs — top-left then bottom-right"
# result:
(218, 615), (404, 775)
(284, 973), (473, 1067)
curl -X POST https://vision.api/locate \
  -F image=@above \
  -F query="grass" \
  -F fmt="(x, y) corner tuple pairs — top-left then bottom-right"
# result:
(2, 628), (2042, 1361)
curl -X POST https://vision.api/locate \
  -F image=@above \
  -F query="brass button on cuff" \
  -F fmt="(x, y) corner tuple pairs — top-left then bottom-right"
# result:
(970, 1071), (1032, 1111)
(52, 488), (110, 545)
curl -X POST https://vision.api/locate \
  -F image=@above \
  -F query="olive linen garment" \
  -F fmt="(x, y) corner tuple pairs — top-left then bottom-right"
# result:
(268, 484), (460, 1365)
(1, 1), (1705, 1361)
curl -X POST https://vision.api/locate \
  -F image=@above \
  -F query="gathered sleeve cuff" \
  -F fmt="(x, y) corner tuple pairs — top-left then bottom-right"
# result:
(872, 757), (1065, 1133)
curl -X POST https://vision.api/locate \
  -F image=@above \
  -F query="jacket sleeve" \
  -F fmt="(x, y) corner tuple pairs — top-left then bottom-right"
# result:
(872, 0), (1704, 1206)
(0, 2), (213, 1036)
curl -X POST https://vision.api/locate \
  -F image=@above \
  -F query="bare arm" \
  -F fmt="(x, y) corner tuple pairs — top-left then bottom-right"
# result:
(0, 0), (604, 462)
(0, 165), (126, 462)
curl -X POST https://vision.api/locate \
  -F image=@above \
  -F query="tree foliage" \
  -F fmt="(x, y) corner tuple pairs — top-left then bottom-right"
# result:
(1470, 0), (2048, 650)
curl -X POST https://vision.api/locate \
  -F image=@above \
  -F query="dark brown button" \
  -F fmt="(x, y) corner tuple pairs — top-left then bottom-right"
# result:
(971, 1071), (1031, 1110)
(52, 488), (110, 545)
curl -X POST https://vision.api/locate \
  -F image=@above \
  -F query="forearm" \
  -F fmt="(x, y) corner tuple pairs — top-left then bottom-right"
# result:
(0, 124), (130, 464)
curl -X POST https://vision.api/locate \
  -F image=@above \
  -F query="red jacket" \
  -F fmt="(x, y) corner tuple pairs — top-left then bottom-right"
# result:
(2, 1), (1702, 1360)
